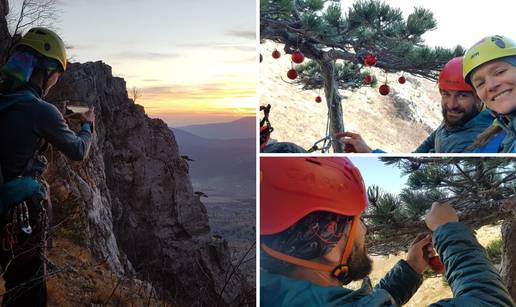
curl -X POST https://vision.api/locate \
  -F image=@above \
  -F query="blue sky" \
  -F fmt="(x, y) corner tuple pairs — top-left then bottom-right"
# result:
(349, 157), (406, 195)
(10, 0), (256, 127)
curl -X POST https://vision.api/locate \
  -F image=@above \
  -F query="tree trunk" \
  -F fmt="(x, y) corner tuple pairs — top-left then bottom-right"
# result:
(0, 0), (10, 63)
(501, 217), (516, 301)
(318, 57), (344, 153)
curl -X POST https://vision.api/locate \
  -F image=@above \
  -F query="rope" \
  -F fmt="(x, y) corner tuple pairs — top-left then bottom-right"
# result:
(260, 104), (274, 149)
(307, 106), (335, 153)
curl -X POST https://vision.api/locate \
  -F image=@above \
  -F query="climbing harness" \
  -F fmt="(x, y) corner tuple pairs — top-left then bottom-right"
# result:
(1, 201), (33, 251)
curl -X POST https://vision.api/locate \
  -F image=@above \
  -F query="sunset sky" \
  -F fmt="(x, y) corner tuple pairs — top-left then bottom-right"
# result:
(12, 0), (256, 127)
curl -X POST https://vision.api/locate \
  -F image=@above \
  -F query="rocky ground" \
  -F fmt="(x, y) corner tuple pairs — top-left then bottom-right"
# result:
(259, 41), (443, 153)
(0, 237), (169, 307)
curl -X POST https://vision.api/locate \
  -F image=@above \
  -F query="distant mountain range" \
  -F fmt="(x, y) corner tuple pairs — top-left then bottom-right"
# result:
(171, 118), (256, 197)
(175, 117), (255, 139)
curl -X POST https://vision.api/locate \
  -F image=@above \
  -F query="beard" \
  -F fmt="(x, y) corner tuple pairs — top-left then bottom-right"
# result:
(442, 104), (479, 128)
(340, 245), (373, 284)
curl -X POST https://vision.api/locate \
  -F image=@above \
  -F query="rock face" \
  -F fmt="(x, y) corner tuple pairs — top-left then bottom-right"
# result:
(45, 62), (251, 306)
(0, 1), (252, 305)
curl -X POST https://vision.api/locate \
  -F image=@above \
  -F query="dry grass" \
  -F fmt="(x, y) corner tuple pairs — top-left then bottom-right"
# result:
(0, 237), (171, 306)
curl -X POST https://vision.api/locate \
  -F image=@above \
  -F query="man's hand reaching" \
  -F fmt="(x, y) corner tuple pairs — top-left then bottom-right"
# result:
(334, 132), (372, 153)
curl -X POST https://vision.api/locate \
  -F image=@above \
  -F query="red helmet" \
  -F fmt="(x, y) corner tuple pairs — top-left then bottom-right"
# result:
(438, 57), (474, 92)
(260, 157), (367, 235)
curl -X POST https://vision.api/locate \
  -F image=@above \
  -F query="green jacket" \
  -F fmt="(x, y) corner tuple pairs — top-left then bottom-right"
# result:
(261, 222), (515, 307)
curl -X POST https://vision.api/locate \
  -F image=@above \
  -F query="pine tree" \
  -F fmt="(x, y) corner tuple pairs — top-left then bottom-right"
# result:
(369, 157), (516, 299)
(261, 0), (464, 152)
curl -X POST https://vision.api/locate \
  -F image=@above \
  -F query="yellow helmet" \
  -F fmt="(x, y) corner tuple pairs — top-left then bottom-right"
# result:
(463, 35), (516, 86)
(17, 27), (67, 71)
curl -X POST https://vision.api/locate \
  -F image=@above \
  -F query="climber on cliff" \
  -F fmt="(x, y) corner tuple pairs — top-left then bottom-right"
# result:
(0, 27), (94, 306)
(338, 57), (496, 153)
(260, 157), (514, 306)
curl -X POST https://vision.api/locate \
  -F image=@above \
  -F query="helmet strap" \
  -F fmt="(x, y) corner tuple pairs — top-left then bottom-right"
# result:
(332, 215), (359, 283)
(40, 71), (51, 97)
(261, 243), (336, 272)
(261, 215), (360, 281)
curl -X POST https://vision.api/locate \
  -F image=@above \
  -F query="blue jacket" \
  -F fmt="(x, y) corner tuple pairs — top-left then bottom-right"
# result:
(0, 83), (93, 181)
(494, 114), (516, 153)
(473, 130), (506, 153)
(260, 222), (515, 307)
(261, 260), (421, 307)
(414, 110), (494, 153)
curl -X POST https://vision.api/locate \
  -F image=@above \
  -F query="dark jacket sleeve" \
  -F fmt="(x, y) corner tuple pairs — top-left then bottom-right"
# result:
(430, 222), (515, 307)
(374, 259), (423, 306)
(36, 102), (93, 161)
(414, 129), (436, 153)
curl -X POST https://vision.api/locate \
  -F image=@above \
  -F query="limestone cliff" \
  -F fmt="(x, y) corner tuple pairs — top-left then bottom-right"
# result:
(45, 63), (251, 306)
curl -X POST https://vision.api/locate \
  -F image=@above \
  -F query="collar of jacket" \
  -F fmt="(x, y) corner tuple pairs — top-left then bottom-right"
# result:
(493, 111), (516, 137)
(3, 80), (43, 99)
(492, 111), (516, 152)
(443, 109), (493, 132)
(18, 82), (43, 98)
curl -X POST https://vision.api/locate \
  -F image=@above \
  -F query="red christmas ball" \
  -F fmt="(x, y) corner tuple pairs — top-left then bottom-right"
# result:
(272, 50), (281, 59)
(379, 84), (390, 96)
(428, 256), (445, 273)
(260, 53), (263, 63)
(315, 96), (322, 103)
(398, 76), (406, 84)
(291, 51), (305, 64)
(363, 54), (377, 67)
(287, 69), (298, 80)
(363, 74), (372, 84)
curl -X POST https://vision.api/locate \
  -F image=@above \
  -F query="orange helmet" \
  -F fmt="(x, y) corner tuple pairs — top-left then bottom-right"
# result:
(260, 157), (367, 281)
(438, 57), (474, 92)
(260, 157), (367, 235)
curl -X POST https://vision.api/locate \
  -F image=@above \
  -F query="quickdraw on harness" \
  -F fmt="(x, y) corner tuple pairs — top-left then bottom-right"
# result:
(2, 201), (32, 252)
(307, 109), (339, 153)
(260, 104), (274, 150)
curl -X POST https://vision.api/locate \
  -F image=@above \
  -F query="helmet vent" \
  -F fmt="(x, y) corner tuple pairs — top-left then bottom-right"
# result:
(35, 30), (47, 35)
(44, 43), (51, 51)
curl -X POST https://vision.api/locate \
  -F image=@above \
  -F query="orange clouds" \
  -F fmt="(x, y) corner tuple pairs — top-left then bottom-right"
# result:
(135, 81), (256, 126)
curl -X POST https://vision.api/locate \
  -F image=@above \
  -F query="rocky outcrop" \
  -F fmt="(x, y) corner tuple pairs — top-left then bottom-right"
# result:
(44, 61), (251, 306)
(0, 1), (251, 305)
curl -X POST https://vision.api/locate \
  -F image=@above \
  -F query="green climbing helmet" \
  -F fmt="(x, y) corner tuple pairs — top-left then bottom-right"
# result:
(463, 35), (516, 86)
(17, 27), (67, 72)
